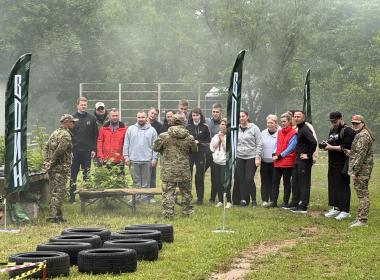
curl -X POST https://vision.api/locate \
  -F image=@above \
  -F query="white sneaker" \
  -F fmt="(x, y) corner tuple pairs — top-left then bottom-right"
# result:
(226, 202), (233, 209)
(262, 201), (269, 207)
(324, 208), (340, 218)
(335, 211), (351, 220)
(216, 202), (223, 208)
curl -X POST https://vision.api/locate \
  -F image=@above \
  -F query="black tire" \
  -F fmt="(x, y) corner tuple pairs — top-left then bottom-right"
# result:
(111, 230), (163, 250)
(103, 239), (158, 261)
(36, 242), (92, 266)
(61, 227), (111, 243)
(8, 251), (70, 278)
(125, 224), (174, 242)
(77, 248), (137, 274)
(49, 234), (102, 248)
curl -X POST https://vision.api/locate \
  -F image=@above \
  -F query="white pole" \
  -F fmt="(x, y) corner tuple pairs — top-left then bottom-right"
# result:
(3, 198), (7, 231)
(157, 83), (161, 122)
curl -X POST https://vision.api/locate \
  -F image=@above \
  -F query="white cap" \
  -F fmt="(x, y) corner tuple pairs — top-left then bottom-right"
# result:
(95, 102), (105, 109)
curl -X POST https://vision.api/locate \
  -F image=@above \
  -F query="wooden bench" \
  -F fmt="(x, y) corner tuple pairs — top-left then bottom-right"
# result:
(75, 188), (162, 214)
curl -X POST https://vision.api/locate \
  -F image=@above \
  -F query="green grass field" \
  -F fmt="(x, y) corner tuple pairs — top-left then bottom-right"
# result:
(1, 157), (379, 279)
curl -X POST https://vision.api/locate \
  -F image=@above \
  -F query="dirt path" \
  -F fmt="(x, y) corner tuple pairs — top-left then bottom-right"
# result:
(208, 239), (297, 280)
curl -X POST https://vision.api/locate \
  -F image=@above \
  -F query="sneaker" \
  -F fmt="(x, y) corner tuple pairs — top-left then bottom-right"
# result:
(291, 206), (307, 214)
(324, 208), (340, 218)
(262, 201), (269, 207)
(251, 201), (258, 208)
(240, 200), (247, 207)
(226, 202), (233, 209)
(335, 211), (351, 220)
(149, 198), (156, 204)
(349, 220), (368, 228)
(216, 202), (223, 208)
(280, 202), (289, 209)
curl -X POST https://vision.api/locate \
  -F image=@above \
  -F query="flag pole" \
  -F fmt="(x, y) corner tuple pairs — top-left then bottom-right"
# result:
(213, 50), (246, 234)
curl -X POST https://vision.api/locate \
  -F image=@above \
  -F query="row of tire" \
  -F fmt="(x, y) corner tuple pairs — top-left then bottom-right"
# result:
(8, 224), (174, 277)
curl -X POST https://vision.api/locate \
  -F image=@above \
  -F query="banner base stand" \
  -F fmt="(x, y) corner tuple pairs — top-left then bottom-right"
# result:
(0, 229), (20, 233)
(212, 229), (235, 234)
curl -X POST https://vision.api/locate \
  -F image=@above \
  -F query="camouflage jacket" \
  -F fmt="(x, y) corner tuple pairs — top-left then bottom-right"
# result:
(348, 128), (374, 178)
(44, 127), (73, 172)
(153, 125), (197, 182)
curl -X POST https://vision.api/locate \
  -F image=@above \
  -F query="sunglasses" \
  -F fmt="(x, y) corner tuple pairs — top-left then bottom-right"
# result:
(97, 107), (105, 111)
(351, 122), (362, 125)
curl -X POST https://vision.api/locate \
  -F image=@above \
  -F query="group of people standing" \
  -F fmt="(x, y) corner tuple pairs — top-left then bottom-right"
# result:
(43, 96), (374, 227)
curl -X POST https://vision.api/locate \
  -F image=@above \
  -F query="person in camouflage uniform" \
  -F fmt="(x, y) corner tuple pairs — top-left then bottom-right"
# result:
(44, 114), (78, 223)
(153, 113), (197, 218)
(348, 115), (375, 228)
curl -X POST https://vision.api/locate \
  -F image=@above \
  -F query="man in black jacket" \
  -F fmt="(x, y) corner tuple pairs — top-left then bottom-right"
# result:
(289, 110), (317, 213)
(69, 96), (98, 203)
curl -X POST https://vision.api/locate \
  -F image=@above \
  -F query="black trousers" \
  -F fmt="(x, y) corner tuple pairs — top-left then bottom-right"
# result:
(236, 158), (257, 204)
(190, 151), (207, 203)
(260, 162), (274, 202)
(210, 164), (231, 203)
(290, 158), (312, 209)
(328, 167), (351, 212)
(272, 167), (293, 205)
(209, 161), (218, 202)
(70, 150), (92, 201)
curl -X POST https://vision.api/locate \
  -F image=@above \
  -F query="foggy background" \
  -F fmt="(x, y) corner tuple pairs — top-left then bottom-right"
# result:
(1, 0), (380, 149)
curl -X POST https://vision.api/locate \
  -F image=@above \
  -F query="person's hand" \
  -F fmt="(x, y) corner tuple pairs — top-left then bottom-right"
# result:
(255, 158), (261, 167)
(124, 159), (130, 166)
(98, 158), (104, 164)
(195, 140), (199, 144)
(300, 153), (308, 160)
(351, 174), (357, 181)
(151, 160), (157, 167)
(343, 149), (351, 156)
(324, 142), (332, 151)
(272, 155), (278, 161)
(91, 151), (96, 158)
(43, 161), (51, 170)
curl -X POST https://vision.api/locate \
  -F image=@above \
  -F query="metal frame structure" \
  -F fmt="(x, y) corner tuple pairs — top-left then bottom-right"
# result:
(79, 82), (226, 124)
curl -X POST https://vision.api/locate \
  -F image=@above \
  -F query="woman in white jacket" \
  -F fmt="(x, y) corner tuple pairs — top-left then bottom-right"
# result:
(209, 118), (232, 208)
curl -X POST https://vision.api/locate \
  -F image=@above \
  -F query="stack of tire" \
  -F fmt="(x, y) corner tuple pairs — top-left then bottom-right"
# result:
(7, 224), (174, 277)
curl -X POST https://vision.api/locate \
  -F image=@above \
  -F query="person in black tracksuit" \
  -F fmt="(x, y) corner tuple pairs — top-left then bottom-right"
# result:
(186, 108), (211, 204)
(323, 112), (355, 219)
(289, 110), (317, 212)
(69, 97), (98, 203)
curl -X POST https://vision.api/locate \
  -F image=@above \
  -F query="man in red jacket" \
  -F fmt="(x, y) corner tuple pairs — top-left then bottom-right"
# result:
(97, 108), (127, 170)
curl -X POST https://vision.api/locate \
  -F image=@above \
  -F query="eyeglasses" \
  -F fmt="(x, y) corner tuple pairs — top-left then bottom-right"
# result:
(96, 107), (105, 111)
(351, 122), (361, 125)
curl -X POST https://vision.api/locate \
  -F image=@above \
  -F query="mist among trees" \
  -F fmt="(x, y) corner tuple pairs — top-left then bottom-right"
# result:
(1, 0), (379, 146)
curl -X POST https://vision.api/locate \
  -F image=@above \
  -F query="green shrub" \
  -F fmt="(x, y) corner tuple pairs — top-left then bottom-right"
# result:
(27, 125), (48, 172)
(78, 162), (130, 190)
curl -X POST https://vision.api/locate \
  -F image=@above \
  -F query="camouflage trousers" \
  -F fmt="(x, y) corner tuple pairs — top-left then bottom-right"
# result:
(48, 171), (68, 219)
(353, 176), (370, 222)
(162, 181), (193, 218)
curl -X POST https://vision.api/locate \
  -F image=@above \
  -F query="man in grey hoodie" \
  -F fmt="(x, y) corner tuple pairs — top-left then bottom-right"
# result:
(123, 111), (158, 202)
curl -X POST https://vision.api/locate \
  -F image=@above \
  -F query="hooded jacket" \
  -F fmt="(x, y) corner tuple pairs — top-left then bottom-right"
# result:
(123, 122), (158, 162)
(97, 121), (127, 163)
(186, 112), (211, 152)
(153, 125), (197, 182)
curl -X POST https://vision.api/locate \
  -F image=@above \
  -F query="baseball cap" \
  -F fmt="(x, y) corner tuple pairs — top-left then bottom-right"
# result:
(95, 102), (105, 109)
(351, 114), (364, 124)
(329, 111), (342, 121)
(60, 114), (79, 122)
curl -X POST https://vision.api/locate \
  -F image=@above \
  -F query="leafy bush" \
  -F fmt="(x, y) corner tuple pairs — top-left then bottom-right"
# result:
(78, 162), (130, 190)
(27, 125), (48, 172)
